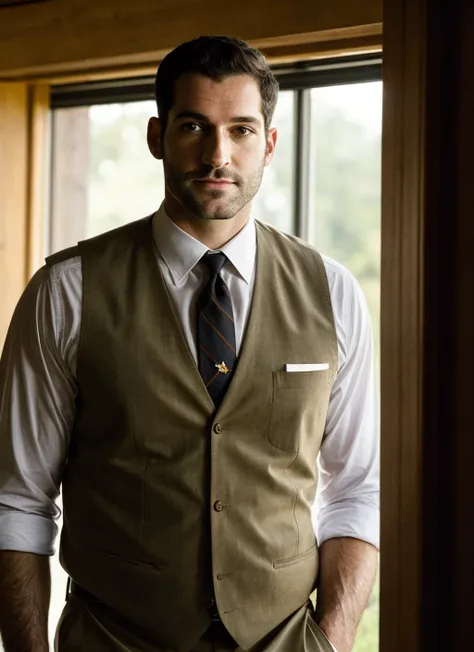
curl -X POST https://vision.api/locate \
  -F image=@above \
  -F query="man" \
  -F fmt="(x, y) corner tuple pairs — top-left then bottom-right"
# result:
(0, 36), (379, 652)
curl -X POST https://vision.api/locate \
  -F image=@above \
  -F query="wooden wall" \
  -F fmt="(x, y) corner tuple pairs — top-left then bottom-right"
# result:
(0, 0), (382, 79)
(0, 82), (48, 345)
(0, 84), (28, 343)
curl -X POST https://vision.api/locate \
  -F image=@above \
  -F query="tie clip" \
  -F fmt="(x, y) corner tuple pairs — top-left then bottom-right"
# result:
(215, 361), (230, 374)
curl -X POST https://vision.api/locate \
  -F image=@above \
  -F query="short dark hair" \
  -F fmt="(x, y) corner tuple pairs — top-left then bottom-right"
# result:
(154, 35), (279, 132)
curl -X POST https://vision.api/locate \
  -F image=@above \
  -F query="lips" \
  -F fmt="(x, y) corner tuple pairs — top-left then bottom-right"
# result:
(194, 179), (234, 184)
(193, 179), (235, 191)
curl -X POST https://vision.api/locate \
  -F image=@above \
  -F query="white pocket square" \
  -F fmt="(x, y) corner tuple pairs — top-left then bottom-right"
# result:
(285, 363), (329, 372)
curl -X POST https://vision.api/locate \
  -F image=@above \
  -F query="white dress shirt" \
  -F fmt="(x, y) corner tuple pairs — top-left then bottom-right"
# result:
(0, 204), (379, 558)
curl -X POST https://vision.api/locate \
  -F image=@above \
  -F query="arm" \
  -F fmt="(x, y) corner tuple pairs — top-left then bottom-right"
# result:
(315, 538), (378, 652)
(0, 264), (79, 650)
(0, 551), (51, 652)
(314, 263), (380, 651)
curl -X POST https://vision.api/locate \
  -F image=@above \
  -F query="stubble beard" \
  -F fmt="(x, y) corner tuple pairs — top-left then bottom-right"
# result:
(163, 159), (266, 221)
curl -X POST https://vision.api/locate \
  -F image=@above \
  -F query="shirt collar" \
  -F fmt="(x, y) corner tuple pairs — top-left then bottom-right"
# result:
(152, 203), (256, 286)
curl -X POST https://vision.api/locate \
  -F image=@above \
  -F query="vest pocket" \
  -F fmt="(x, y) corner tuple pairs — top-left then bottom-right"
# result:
(267, 370), (331, 452)
(97, 547), (158, 569)
(273, 542), (317, 569)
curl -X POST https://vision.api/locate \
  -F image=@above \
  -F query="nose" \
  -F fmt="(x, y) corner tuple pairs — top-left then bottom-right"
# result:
(201, 130), (230, 169)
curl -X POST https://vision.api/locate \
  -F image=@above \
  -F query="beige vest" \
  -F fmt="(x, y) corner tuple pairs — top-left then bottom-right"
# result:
(47, 216), (338, 652)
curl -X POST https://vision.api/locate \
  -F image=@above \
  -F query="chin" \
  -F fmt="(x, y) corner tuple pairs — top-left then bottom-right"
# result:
(195, 210), (235, 221)
(185, 199), (237, 221)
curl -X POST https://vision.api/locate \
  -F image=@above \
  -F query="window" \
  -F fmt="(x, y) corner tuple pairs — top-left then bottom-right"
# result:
(308, 82), (382, 379)
(47, 56), (382, 651)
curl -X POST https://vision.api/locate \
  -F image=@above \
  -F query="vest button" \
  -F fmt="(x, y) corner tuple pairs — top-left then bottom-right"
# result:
(214, 500), (224, 512)
(213, 423), (223, 434)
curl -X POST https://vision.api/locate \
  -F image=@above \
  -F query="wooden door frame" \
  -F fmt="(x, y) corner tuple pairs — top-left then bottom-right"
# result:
(381, 0), (474, 649)
(380, 0), (426, 648)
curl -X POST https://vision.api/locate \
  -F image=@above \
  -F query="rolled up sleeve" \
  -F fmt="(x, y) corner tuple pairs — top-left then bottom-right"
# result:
(315, 267), (380, 549)
(0, 266), (76, 555)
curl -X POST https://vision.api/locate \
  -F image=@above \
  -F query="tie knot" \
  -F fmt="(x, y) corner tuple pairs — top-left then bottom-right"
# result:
(201, 251), (227, 276)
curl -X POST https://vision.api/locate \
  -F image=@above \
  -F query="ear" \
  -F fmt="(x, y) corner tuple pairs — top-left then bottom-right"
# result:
(264, 127), (278, 166)
(147, 117), (164, 160)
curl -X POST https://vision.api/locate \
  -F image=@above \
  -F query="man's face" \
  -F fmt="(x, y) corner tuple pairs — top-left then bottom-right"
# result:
(148, 73), (277, 221)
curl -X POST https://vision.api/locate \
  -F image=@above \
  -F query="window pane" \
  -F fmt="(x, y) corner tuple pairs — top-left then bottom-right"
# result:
(252, 90), (295, 234)
(50, 101), (163, 253)
(308, 81), (382, 652)
(88, 101), (163, 236)
(308, 82), (382, 368)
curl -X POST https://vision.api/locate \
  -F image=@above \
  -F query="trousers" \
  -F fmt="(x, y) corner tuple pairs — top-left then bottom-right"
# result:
(55, 594), (334, 652)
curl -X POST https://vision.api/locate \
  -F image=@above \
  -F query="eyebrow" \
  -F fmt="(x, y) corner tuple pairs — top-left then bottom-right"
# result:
(174, 111), (262, 126)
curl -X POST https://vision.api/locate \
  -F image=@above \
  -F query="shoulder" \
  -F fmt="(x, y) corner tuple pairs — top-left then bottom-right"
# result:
(321, 255), (365, 306)
(255, 220), (321, 256)
(14, 259), (83, 371)
(13, 256), (82, 316)
(255, 220), (328, 278)
(46, 215), (154, 268)
(79, 215), (154, 257)
(44, 253), (83, 301)
(39, 256), (83, 351)
(5, 260), (81, 366)
(255, 221), (363, 296)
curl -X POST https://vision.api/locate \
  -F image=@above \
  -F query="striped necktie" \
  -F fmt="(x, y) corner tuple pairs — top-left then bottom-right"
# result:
(196, 252), (236, 410)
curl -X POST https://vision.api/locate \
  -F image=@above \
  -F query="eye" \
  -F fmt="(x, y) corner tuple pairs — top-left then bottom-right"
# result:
(181, 122), (202, 133)
(234, 126), (253, 136)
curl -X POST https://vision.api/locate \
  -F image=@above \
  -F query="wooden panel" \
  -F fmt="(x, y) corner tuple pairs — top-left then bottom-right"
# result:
(382, 0), (474, 650)
(26, 84), (49, 276)
(0, 0), (49, 6)
(0, 83), (28, 345)
(0, 0), (381, 78)
(24, 35), (382, 86)
(380, 0), (426, 650)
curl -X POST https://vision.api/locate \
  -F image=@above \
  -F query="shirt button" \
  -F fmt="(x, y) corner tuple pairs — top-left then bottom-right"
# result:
(213, 423), (223, 434)
(214, 500), (224, 512)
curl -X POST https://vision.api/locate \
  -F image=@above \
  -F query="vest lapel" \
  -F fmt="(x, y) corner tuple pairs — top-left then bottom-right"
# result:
(215, 221), (270, 417)
(140, 218), (215, 412)
(141, 217), (269, 417)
